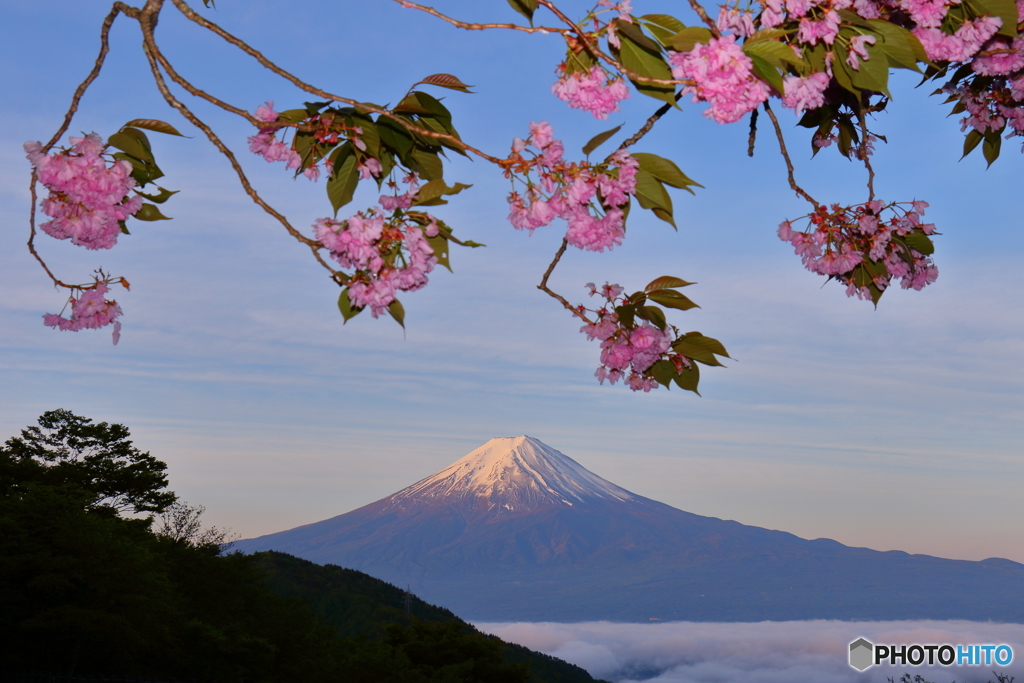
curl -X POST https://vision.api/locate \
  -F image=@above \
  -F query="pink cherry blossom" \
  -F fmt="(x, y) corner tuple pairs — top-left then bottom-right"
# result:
(670, 35), (771, 124)
(25, 133), (143, 251)
(43, 281), (124, 344)
(798, 11), (842, 46)
(504, 124), (640, 251)
(552, 65), (631, 119)
(717, 7), (756, 37)
(315, 176), (439, 317)
(972, 37), (1024, 75)
(782, 73), (831, 115)
(846, 34), (877, 69)
(779, 201), (939, 300)
(899, 0), (958, 28)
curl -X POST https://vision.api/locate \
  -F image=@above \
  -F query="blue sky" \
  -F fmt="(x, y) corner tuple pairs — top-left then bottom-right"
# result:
(2, 0), (1022, 564)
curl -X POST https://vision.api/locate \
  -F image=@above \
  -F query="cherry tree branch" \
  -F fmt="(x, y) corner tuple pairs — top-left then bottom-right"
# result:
(29, 2), (137, 291)
(169, 0), (505, 164)
(763, 102), (819, 209)
(137, 7), (335, 274)
(685, 0), (721, 34)
(537, 238), (593, 324)
(395, 0), (570, 35)
(856, 110), (876, 201)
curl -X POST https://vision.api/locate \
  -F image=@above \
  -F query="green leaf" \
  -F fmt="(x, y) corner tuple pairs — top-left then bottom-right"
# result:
(673, 362), (701, 394)
(644, 276), (694, 291)
(427, 234), (452, 271)
(849, 44), (891, 96)
(353, 116), (381, 158)
(111, 152), (163, 185)
(122, 119), (185, 137)
(643, 305), (667, 330)
(633, 168), (676, 227)
(743, 39), (808, 69)
(108, 130), (153, 162)
(668, 26), (713, 52)
(275, 109), (308, 124)
(832, 46), (859, 94)
(506, 0), (538, 23)
(327, 147), (359, 215)
(409, 148), (444, 181)
(412, 180), (472, 207)
(648, 359), (678, 388)
(745, 28), (794, 44)
(615, 304), (636, 328)
(638, 14), (687, 45)
(748, 54), (785, 95)
(632, 152), (701, 191)
(119, 220), (129, 235)
(647, 289), (700, 310)
(982, 130), (1002, 166)
(414, 73), (475, 93)
(387, 299), (406, 328)
(337, 288), (362, 322)
(582, 124), (623, 156)
(672, 333), (729, 366)
(614, 21), (677, 104)
(133, 203), (171, 221)
(377, 117), (415, 160)
(614, 18), (663, 53)
(134, 186), (178, 204)
(836, 118), (859, 158)
(962, 129), (983, 158)
(971, 0), (1019, 36)
(868, 20), (927, 71)
(902, 230), (935, 255)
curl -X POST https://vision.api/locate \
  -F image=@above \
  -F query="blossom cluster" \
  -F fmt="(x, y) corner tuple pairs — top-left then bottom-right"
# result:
(24, 133), (143, 250)
(778, 200), (939, 300)
(578, 283), (678, 392)
(248, 101), (370, 181)
(314, 175), (438, 317)
(552, 65), (631, 119)
(505, 122), (638, 252)
(43, 281), (123, 345)
(669, 35), (770, 124)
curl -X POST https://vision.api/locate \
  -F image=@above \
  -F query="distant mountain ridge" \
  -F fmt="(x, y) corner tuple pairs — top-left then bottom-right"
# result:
(236, 436), (1024, 622)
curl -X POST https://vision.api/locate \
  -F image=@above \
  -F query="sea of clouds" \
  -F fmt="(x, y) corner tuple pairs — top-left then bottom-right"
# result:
(475, 620), (1024, 683)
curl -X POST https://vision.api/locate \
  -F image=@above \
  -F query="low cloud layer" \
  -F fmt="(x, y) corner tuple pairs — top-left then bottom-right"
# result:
(475, 620), (1024, 683)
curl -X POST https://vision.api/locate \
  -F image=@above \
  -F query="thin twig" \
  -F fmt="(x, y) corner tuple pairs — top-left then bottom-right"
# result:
(685, 0), (721, 35)
(148, 42), (260, 126)
(762, 102), (818, 209)
(138, 13), (335, 274)
(537, 238), (592, 323)
(614, 91), (685, 155)
(396, 0), (569, 35)
(26, 171), (78, 289)
(169, 0), (505, 163)
(856, 110), (876, 201)
(747, 109), (758, 157)
(30, 2), (136, 291)
(43, 3), (134, 152)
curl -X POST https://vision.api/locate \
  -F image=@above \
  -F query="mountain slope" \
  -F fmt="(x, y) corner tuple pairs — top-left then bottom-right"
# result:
(252, 551), (608, 683)
(236, 436), (1024, 622)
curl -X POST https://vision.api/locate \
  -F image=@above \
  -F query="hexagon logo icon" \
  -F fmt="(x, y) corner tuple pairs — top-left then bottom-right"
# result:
(849, 637), (874, 671)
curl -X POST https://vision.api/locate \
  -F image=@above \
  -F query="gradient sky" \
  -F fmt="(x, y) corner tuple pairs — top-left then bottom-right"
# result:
(2, 0), (1022, 564)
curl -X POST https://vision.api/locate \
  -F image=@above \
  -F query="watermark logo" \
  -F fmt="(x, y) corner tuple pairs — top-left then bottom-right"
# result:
(849, 637), (1014, 671)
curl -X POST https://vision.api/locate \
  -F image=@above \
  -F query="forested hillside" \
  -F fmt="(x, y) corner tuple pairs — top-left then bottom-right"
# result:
(0, 410), (606, 683)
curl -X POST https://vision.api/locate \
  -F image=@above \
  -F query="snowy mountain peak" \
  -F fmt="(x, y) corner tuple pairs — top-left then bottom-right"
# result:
(390, 436), (636, 510)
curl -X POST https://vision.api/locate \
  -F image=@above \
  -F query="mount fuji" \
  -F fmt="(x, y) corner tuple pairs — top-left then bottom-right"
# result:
(235, 436), (1024, 622)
